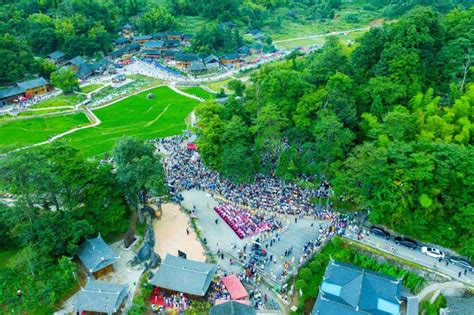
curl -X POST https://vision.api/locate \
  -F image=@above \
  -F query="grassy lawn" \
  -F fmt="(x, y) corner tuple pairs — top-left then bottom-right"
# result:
(31, 94), (85, 109)
(0, 113), (90, 152)
(80, 83), (104, 94)
(62, 86), (198, 158)
(180, 87), (215, 100)
(0, 114), (13, 121)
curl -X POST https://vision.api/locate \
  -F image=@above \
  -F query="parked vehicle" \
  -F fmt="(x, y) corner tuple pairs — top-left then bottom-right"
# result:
(449, 256), (473, 271)
(394, 236), (418, 250)
(370, 226), (391, 239)
(421, 246), (445, 259)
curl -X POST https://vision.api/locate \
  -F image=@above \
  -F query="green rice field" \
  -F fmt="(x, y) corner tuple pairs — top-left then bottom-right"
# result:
(180, 87), (215, 100)
(0, 113), (90, 152)
(62, 86), (198, 158)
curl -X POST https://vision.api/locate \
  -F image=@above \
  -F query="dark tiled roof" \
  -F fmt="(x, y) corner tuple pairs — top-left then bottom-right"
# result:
(77, 235), (119, 273)
(162, 50), (177, 57)
(142, 49), (162, 55)
(222, 53), (240, 60)
(175, 53), (199, 62)
(144, 41), (164, 49)
(149, 254), (216, 296)
(0, 86), (24, 99)
(163, 39), (180, 47)
(210, 301), (256, 315)
(133, 35), (152, 41)
(47, 50), (66, 60)
(17, 77), (48, 90)
(68, 56), (87, 67)
(152, 33), (167, 40)
(114, 37), (130, 45)
(204, 54), (219, 64)
(75, 280), (128, 313)
(188, 62), (207, 72)
(311, 260), (402, 315)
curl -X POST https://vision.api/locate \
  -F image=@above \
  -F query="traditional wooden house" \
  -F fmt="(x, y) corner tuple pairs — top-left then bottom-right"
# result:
(66, 56), (87, 71)
(175, 53), (200, 69)
(18, 77), (50, 97)
(188, 61), (207, 74)
(74, 280), (129, 315)
(121, 23), (134, 38)
(152, 33), (167, 41)
(77, 235), (119, 278)
(163, 39), (181, 49)
(143, 40), (165, 50)
(133, 35), (152, 44)
(113, 37), (130, 47)
(203, 54), (220, 70)
(46, 50), (67, 65)
(167, 31), (183, 41)
(182, 34), (193, 42)
(220, 53), (241, 66)
(0, 77), (50, 105)
(149, 254), (217, 299)
(109, 43), (140, 60)
(142, 49), (161, 59)
(162, 50), (177, 61)
(210, 301), (256, 315)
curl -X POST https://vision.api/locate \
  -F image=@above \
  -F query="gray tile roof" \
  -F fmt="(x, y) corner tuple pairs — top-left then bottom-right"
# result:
(210, 301), (256, 315)
(133, 35), (152, 41)
(68, 56), (87, 67)
(77, 235), (119, 273)
(17, 77), (49, 91)
(175, 53), (200, 62)
(75, 280), (128, 314)
(47, 50), (66, 60)
(149, 254), (217, 296)
(188, 61), (207, 72)
(0, 85), (24, 99)
(144, 40), (164, 49)
(312, 260), (402, 315)
(204, 54), (220, 64)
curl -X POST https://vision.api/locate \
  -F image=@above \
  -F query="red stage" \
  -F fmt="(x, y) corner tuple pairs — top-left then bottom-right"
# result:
(149, 287), (166, 306)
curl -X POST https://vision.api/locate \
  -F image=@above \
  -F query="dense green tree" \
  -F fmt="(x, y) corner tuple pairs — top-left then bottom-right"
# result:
(51, 66), (78, 93)
(113, 137), (166, 223)
(0, 33), (36, 84)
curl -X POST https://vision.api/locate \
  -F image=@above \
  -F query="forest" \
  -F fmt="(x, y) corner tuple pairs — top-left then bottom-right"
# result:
(1, 0), (472, 83)
(195, 7), (474, 257)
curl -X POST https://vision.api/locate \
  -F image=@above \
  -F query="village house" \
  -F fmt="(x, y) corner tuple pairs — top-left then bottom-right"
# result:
(175, 53), (200, 69)
(162, 50), (177, 61)
(188, 61), (207, 74)
(121, 23), (134, 38)
(109, 43), (140, 60)
(74, 280), (129, 315)
(0, 77), (50, 106)
(203, 54), (220, 71)
(142, 49), (162, 59)
(219, 21), (236, 29)
(113, 37), (130, 47)
(167, 31), (183, 41)
(311, 259), (403, 315)
(133, 34), (152, 44)
(46, 50), (67, 65)
(152, 33), (167, 41)
(149, 254), (217, 299)
(210, 301), (256, 315)
(143, 40), (165, 50)
(66, 56), (87, 71)
(220, 53), (241, 66)
(163, 39), (181, 49)
(77, 235), (119, 278)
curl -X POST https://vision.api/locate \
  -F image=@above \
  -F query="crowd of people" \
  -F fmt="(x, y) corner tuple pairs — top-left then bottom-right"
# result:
(214, 204), (283, 239)
(157, 135), (333, 217)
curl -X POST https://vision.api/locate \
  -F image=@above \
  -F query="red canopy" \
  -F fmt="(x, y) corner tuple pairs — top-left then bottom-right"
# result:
(187, 143), (197, 150)
(221, 275), (248, 300)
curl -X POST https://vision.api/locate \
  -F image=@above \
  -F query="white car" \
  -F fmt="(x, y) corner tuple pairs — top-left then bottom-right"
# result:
(421, 246), (445, 259)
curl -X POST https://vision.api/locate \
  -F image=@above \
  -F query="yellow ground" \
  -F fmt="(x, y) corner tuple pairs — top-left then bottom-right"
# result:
(153, 203), (206, 262)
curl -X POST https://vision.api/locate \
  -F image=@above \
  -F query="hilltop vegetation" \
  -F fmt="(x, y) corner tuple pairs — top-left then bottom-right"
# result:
(1, 0), (472, 83)
(196, 7), (474, 256)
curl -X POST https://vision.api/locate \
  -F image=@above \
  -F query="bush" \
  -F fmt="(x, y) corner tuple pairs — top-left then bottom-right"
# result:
(295, 279), (308, 291)
(298, 267), (314, 282)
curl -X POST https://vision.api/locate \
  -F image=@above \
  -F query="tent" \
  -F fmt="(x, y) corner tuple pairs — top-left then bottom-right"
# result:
(221, 275), (248, 300)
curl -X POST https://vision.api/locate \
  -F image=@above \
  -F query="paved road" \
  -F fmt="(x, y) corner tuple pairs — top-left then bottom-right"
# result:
(345, 231), (474, 287)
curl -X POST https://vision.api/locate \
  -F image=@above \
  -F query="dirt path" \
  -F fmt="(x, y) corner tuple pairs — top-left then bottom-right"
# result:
(152, 203), (206, 262)
(273, 27), (371, 44)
